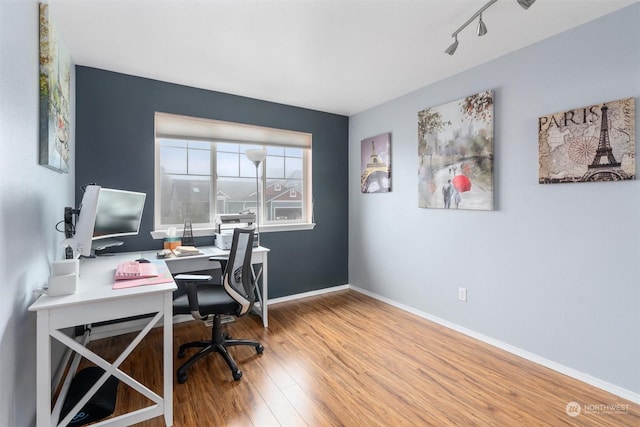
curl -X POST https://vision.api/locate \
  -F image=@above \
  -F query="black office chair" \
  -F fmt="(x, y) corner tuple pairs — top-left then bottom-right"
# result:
(172, 228), (264, 382)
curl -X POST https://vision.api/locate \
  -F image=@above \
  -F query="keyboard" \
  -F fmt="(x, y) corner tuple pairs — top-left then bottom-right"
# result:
(115, 261), (158, 280)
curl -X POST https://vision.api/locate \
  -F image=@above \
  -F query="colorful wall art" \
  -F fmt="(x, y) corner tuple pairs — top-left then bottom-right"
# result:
(39, 2), (71, 173)
(418, 90), (494, 210)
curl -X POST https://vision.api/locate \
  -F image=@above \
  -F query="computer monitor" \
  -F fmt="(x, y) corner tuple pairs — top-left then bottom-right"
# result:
(91, 188), (146, 251)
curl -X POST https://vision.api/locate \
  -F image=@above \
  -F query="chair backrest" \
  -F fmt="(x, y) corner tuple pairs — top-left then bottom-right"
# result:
(223, 228), (256, 316)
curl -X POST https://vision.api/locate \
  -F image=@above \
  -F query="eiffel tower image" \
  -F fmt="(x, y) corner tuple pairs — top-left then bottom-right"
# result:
(360, 141), (390, 192)
(182, 218), (195, 246)
(582, 105), (627, 182)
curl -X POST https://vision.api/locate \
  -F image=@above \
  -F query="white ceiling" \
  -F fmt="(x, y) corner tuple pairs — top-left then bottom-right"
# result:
(48, 0), (636, 116)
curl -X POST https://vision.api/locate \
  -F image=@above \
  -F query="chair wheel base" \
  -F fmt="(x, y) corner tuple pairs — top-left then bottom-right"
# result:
(233, 370), (242, 381)
(256, 345), (264, 354)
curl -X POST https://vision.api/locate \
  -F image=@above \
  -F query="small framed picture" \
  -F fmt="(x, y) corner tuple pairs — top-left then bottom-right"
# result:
(361, 133), (391, 193)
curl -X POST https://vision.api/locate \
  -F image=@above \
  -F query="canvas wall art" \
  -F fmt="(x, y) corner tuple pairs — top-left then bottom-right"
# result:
(361, 132), (391, 193)
(39, 2), (71, 173)
(418, 90), (494, 210)
(538, 97), (635, 183)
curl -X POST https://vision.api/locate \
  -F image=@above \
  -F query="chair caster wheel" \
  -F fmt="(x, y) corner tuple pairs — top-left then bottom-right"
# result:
(256, 345), (264, 354)
(233, 370), (242, 381)
(177, 373), (187, 384)
(225, 334), (232, 340)
(177, 349), (185, 358)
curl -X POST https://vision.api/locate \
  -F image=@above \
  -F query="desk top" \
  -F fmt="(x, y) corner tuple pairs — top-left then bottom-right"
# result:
(28, 253), (176, 312)
(28, 246), (269, 312)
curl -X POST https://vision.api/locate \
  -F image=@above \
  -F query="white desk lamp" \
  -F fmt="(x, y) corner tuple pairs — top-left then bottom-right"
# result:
(245, 148), (267, 246)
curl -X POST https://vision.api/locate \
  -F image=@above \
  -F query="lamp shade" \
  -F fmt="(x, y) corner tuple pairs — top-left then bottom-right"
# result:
(246, 148), (267, 164)
(444, 37), (459, 55)
(477, 15), (487, 36)
(516, 0), (536, 9)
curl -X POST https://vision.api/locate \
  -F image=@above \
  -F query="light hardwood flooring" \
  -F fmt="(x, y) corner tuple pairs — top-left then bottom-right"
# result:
(81, 290), (639, 426)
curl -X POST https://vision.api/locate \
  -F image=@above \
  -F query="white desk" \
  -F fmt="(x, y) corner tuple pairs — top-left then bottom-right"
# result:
(158, 245), (270, 328)
(28, 245), (269, 427)
(29, 254), (176, 427)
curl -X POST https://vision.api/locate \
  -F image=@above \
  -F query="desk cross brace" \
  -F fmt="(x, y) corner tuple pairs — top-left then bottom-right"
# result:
(251, 264), (264, 315)
(50, 312), (164, 426)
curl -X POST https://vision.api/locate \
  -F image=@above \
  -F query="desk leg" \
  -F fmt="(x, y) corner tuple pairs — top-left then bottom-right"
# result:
(251, 258), (268, 328)
(36, 310), (51, 427)
(163, 292), (173, 426)
(261, 255), (268, 328)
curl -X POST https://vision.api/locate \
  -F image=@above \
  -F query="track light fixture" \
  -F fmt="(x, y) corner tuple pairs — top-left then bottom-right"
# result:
(444, 0), (536, 55)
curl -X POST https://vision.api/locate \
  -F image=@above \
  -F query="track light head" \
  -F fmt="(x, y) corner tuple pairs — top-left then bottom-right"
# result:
(516, 0), (536, 9)
(444, 35), (459, 55)
(477, 14), (487, 36)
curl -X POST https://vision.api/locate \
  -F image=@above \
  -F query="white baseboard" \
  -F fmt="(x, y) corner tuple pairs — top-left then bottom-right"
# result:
(348, 284), (640, 405)
(269, 284), (350, 305)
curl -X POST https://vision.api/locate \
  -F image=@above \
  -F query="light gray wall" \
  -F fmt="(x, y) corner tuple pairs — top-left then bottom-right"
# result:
(349, 4), (640, 397)
(0, 1), (75, 425)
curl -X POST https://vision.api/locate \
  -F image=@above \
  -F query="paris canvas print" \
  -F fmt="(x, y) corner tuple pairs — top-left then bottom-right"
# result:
(418, 90), (494, 210)
(538, 97), (635, 183)
(361, 133), (391, 193)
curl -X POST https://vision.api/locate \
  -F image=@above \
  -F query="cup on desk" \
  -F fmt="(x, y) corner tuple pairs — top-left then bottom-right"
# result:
(48, 259), (79, 296)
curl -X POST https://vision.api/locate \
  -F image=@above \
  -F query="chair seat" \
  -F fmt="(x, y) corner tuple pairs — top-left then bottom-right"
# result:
(173, 286), (239, 316)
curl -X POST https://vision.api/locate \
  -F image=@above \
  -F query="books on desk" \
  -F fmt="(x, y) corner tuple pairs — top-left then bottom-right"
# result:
(172, 246), (203, 257)
(113, 261), (173, 289)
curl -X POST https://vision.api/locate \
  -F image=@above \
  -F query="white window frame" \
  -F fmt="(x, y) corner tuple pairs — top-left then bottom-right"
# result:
(151, 112), (315, 239)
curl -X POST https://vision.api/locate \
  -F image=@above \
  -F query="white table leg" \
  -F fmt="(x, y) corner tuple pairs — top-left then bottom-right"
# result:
(36, 311), (51, 427)
(261, 254), (268, 328)
(163, 291), (173, 426)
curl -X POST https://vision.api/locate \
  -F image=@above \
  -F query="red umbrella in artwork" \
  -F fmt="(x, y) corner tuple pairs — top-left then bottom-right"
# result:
(452, 175), (471, 192)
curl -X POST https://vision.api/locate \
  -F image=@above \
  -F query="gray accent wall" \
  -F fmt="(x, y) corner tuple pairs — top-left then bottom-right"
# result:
(349, 4), (640, 397)
(75, 67), (349, 298)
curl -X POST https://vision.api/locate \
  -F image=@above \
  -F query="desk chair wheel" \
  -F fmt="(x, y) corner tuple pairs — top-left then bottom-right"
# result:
(257, 345), (264, 354)
(233, 369), (242, 381)
(177, 372), (188, 384)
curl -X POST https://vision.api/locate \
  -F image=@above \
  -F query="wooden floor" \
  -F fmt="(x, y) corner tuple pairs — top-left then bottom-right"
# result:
(83, 290), (639, 426)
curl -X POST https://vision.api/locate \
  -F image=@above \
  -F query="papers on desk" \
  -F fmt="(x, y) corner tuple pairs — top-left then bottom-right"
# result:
(113, 261), (173, 289)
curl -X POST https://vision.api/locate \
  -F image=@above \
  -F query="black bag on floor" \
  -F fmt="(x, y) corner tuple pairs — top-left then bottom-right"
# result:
(59, 367), (119, 426)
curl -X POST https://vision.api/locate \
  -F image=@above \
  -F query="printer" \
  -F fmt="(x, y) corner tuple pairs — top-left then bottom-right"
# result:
(214, 212), (257, 249)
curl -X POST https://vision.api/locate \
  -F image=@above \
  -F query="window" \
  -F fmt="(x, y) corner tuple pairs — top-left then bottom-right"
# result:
(153, 113), (313, 237)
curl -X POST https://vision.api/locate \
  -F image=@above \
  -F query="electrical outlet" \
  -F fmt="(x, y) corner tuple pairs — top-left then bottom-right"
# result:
(458, 287), (467, 302)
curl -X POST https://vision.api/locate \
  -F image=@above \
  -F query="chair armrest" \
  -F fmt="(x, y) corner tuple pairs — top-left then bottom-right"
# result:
(174, 274), (213, 317)
(174, 274), (213, 281)
(209, 257), (228, 272)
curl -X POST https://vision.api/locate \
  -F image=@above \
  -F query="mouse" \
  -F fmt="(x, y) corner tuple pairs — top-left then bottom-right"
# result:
(136, 258), (151, 263)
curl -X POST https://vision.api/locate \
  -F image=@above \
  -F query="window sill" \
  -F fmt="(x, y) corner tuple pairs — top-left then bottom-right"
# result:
(150, 223), (315, 240)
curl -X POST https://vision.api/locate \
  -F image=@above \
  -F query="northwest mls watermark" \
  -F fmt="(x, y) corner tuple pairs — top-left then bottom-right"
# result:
(566, 401), (630, 418)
